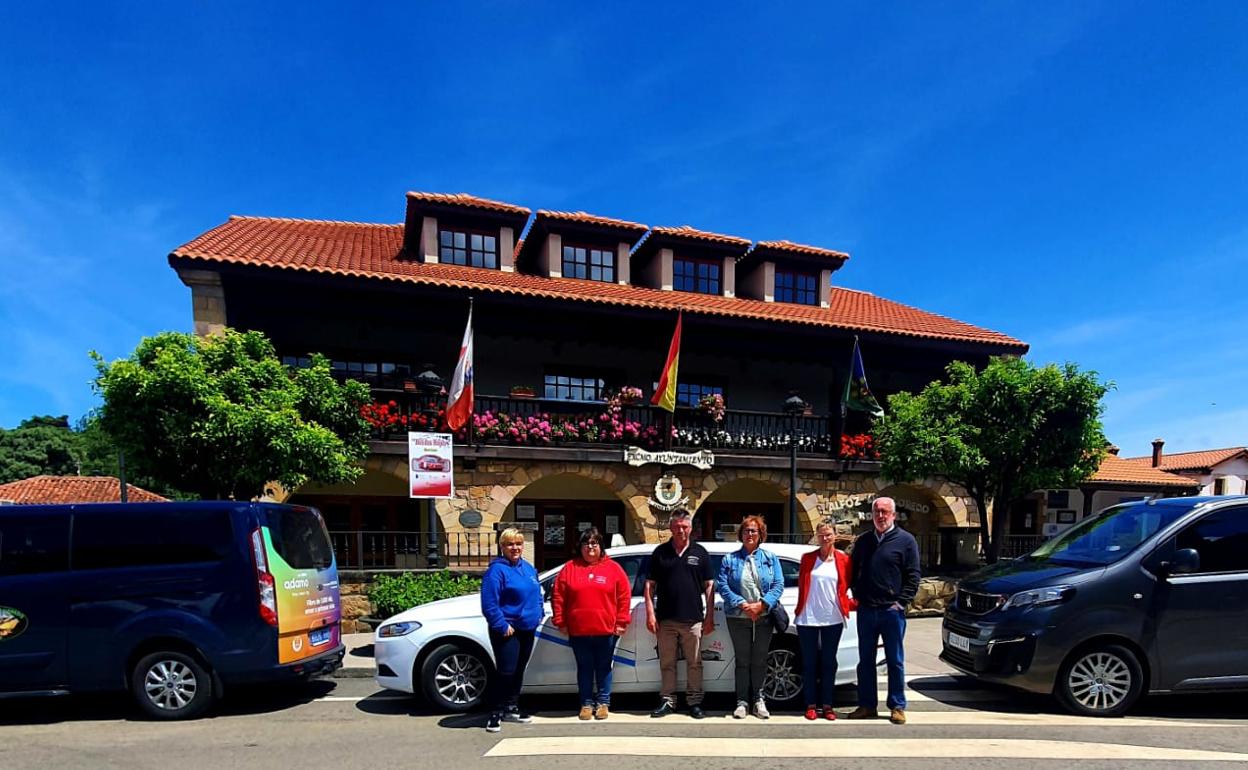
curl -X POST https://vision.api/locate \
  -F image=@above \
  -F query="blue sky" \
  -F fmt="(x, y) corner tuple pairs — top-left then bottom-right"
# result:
(1, 2), (1245, 457)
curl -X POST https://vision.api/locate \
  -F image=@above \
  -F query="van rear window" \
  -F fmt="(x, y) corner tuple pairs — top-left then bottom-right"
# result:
(264, 507), (335, 570)
(73, 509), (234, 570)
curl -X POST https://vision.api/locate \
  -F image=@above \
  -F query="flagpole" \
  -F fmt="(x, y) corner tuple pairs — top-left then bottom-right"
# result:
(467, 295), (475, 447)
(832, 337), (855, 459)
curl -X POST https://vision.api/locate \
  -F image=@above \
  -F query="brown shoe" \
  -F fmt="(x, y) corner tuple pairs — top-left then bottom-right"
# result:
(594, 704), (609, 720)
(845, 706), (879, 720)
(578, 705), (593, 720)
(889, 708), (907, 725)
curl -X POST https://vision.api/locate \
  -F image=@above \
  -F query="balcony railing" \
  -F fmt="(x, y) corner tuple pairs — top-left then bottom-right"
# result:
(330, 530), (494, 571)
(365, 392), (874, 459)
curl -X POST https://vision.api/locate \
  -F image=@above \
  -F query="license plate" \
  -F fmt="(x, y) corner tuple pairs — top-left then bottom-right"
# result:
(946, 631), (972, 652)
(310, 627), (333, 646)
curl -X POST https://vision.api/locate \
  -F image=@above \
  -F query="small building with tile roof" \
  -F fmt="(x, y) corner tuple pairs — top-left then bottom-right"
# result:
(168, 190), (1030, 572)
(0, 475), (167, 505)
(1123, 439), (1248, 497)
(1003, 447), (1203, 551)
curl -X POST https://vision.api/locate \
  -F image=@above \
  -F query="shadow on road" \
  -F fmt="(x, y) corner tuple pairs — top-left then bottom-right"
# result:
(0, 679), (337, 726)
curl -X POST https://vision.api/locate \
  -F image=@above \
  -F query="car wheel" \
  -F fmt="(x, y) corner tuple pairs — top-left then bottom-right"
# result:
(1055, 644), (1143, 717)
(760, 641), (804, 707)
(420, 643), (491, 712)
(130, 651), (214, 720)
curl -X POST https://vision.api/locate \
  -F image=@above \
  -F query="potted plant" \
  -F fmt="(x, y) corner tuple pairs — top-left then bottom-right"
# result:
(695, 392), (725, 423)
(614, 386), (644, 406)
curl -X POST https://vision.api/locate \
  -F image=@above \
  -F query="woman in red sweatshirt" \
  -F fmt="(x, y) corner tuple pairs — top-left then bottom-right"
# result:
(552, 526), (631, 720)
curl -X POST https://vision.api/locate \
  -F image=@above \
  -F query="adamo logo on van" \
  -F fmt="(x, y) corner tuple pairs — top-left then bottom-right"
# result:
(283, 578), (310, 590)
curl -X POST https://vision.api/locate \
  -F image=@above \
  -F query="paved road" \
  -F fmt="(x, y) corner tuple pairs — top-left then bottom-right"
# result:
(4, 670), (1248, 769)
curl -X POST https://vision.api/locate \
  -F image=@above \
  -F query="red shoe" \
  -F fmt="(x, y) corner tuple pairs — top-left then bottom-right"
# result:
(823, 707), (837, 721)
(804, 708), (818, 721)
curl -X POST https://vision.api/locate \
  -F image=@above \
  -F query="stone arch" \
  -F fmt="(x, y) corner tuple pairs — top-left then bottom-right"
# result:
(874, 482), (951, 539)
(692, 472), (819, 542)
(433, 459), (659, 545)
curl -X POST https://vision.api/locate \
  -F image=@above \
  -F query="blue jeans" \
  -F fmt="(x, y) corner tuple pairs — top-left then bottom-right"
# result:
(488, 628), (535, 713)
(797, 623), (843, 707)
(569, 634), (618, 706)
(855, 606), (907, 709)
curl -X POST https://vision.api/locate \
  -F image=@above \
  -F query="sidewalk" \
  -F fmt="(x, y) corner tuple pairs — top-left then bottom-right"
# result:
(333, 617), (952, 680)
(339, 632), (376, 678)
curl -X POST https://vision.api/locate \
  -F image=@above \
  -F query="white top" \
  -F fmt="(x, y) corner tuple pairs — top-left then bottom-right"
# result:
(795, 556), (843, 627)
(740, 553), (762, 604)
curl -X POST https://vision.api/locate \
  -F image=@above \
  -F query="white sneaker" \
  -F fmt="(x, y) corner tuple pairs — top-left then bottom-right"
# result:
(733, 701), (748, 719)
(754, 699), (770, 719)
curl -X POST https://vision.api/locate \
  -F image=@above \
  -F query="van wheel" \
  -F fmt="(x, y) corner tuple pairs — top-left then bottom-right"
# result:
(130, 651), (214, 720)
(761, 640), (804, 707)
(420, 643), (491, 712)
(1055, 644), (1143, 717)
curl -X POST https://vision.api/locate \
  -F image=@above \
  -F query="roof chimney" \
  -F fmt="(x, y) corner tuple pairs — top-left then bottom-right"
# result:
(1151, 438), (1165, 468)
(1107, 444), (1120, 456)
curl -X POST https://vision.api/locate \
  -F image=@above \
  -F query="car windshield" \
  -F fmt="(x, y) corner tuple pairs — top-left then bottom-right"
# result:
(1027, 501), (1194, 566)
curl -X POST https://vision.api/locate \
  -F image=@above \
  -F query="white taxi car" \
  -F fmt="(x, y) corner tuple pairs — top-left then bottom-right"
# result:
(374, 542), (878, 711)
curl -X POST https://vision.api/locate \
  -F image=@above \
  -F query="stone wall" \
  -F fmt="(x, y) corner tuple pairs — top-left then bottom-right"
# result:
(348, 450), (983, 545)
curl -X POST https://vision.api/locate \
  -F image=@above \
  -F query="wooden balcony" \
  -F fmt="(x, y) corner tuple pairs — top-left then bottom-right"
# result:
(364, 392), (876, 460)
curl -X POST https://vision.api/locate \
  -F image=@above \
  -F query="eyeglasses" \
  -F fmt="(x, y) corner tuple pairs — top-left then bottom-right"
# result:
(740, 528), (760, 534)
(582, 542), (601, 548)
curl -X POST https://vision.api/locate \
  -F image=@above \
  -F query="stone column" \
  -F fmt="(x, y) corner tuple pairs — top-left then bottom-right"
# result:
(177, 268), (228, 337)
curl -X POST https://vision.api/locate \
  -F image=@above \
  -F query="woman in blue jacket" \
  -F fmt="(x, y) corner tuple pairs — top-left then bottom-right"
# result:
(480, 527), (544, 733)
(717, 515), (785, 719)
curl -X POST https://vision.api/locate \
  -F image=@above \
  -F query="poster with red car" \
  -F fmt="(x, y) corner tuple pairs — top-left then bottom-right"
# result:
(409, 431), (454, 498)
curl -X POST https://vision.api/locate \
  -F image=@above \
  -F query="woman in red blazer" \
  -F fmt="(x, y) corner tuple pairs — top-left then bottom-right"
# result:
(794, 521), (856, 720)
(552, 526), (631, 721)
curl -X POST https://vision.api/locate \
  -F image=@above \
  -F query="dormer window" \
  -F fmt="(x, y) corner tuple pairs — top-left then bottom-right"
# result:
(775, 269), (817, 305)
(439, 227), (497, 268)
(562, 244), (615, 282)
(674, 257), (720, 295)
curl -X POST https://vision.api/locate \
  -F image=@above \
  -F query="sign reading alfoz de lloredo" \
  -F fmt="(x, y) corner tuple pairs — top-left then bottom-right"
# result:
(622, 447), (715, 470)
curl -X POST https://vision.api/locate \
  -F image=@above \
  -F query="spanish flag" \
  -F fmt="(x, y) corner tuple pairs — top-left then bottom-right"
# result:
(651, 313), (682, 412)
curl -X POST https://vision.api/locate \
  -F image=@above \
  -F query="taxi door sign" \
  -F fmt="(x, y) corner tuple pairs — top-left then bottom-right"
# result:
(0, 606), (28, 641)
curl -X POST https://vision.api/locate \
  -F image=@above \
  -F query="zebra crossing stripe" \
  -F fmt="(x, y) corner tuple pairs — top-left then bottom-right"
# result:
(485, 736), (1248, 760)
(523, 712), (1228, 727)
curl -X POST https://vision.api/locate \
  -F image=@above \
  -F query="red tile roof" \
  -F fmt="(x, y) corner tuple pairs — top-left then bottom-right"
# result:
(405, 191), (531, 217)
(1090, 456), (1201, 487)
(0, 476), (167, 504)
(649, 224), (753, 248)
(536, 210), (648, 232)
(752, 239), (850, 262)
(1123, 447), (1248, 472)
(170, 216), (1028, 350)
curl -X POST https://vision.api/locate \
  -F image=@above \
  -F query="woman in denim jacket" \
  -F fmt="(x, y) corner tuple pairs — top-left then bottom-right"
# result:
(716, 515), (785, 719)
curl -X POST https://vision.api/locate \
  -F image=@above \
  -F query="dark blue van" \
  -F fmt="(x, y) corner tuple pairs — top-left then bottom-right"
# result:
(0, 501), (344, 719)
(942, 495), (1248, 716)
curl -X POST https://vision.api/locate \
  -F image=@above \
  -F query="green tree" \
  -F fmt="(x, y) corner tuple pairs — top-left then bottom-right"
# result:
(873, 357), (1110, 563)
(92, 329), (372, 500)
(0, 415), (82, 483)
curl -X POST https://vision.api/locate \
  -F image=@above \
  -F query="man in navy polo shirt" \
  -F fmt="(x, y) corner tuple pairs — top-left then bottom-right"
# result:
(846, 496), (920, 725)
(644, 510), (715, 718)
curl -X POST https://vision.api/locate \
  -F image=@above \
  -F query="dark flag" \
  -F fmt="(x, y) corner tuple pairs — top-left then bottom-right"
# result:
(841, 336), (884, 417)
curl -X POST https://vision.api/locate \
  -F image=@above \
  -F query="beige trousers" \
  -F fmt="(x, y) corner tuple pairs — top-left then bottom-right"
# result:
(657, 619), (704, 704)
